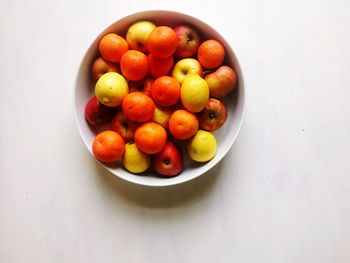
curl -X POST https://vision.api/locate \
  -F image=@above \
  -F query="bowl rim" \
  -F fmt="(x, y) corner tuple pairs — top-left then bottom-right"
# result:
(73, 10), (246, 187)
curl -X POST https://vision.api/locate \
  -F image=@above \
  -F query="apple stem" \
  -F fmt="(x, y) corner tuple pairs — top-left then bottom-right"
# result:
(187, 34), (193, 42)
(136, 41), (144, 49)
(203, 70), (213, 76)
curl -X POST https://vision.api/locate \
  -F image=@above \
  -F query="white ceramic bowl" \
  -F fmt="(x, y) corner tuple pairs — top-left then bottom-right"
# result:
(74, 10), (245, 187)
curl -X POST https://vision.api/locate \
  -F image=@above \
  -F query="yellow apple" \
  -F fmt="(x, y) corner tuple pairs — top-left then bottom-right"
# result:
(122, 142), (151, 173)
(171, 58), (202, 84)
(95, 72), (128, 107)
(186, 130), (217, 162)
(181, 74), (209, 112)
(126, 21), (156, 53)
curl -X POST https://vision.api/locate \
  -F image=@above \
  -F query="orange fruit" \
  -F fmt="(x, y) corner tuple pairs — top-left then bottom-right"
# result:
(148, 54), (174, 78)
(134, 122), (167, 154)
(92, 131), (125, 162)
(120, 50), (149, 81)
(168, 109), (199, 140)
(197, 39), (225, 69)
(151, 76), (180, 107)
(147, 26), (178, 58)
(122, 92), (155, 122)
(99, 33), (129, 63)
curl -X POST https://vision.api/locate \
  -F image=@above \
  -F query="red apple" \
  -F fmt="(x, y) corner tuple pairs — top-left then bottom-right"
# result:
(128, 77), (154, 97)
(91, 57), (120, 81)
(174, 25), (201, 58)
(205, 66), (237, 98)
(84, 96), (115, 126)
(198, 98), (227, 131)
(111, 111), (139, 142)
(128, 80), (144, 93)
(142, 77), (154, 97)
(153, 140), (183, 177)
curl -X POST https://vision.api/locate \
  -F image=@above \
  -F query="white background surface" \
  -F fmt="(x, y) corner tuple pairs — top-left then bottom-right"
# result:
(1, 0), (350, 262)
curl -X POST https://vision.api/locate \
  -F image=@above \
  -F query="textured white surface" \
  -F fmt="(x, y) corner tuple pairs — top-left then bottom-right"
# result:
(1, 0), (350, 262)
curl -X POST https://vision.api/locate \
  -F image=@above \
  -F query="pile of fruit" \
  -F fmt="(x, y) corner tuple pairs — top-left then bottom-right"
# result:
(84, 20), (237, 177)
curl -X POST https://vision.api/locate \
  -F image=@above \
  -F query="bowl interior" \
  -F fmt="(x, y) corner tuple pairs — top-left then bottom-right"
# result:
(74, 10), (245, 187)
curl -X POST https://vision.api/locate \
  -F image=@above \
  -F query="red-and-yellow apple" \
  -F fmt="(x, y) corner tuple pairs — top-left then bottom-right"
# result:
(153, 140), (183, 177)
(128, 77), (154, 97)
(111, 111), (139, 142)
(174, 25), (201, 58)
(128, 80), (144, 93)
(91, 57), (120, 81)
(205, 65), (237, 98)
(126, 21), (156, 53)
(142, 77), (154, 97)
(84, 96), (115, 126)
(152, 105), (173, 129)
(172, 58), (202, 84)
(198, 98), (227, 131)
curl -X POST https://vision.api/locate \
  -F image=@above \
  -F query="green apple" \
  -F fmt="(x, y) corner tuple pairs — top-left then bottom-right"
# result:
(126, 21), (156, 53)
(171, 58), (202, 84)
(122, 142), (151, 173)
(186, 130), (217, 162)
(181, 74), (209, 112)
(95, 72), (128, 107)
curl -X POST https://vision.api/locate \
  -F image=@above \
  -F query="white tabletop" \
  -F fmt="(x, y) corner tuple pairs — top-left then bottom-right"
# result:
(1, 0), (350, 262)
